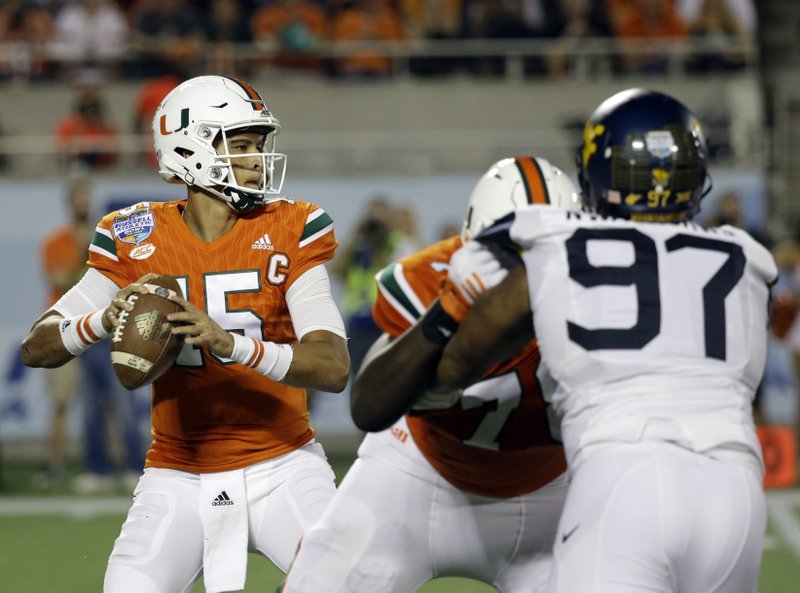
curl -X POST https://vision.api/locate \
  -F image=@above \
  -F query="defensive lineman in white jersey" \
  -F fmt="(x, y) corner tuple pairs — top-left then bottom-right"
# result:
(436, 88), (777, 593)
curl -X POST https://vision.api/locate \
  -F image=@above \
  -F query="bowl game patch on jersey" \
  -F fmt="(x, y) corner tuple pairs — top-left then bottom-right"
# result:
(111, 202), (156, 245)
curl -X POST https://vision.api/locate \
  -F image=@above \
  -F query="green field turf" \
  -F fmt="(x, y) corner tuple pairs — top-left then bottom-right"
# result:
(1, 461), (799, 593)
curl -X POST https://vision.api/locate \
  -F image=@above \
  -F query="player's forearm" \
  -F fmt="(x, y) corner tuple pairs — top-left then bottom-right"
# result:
(282, 333), (350, 393)
(20, 314), (75, 368)
(350, 327), (444, 432)
(438, 267), (533, 390)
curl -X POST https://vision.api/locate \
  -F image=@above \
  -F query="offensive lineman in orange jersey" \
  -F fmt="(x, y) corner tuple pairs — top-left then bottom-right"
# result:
(20, 76), (350, 593)
(281, 157), (580, 593)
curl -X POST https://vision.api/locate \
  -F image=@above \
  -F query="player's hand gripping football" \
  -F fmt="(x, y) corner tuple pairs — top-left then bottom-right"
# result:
(439, 241), (508, 322)
(166, 294), (235, 359)
(102, 272), (160, 332)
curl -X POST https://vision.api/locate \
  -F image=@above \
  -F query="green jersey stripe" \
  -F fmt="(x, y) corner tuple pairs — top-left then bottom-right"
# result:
(91, 229), (117, 257)
(376, 264), (421, 321)
(300, 211), (333, 242)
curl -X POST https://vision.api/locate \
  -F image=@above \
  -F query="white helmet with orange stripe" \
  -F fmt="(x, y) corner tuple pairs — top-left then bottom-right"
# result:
(153, 75), (286, 213)
(461, 156), (581, 240)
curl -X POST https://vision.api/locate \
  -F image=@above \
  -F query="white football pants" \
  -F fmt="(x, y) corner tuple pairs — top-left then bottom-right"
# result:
(548, 441), (766, 593)
(103, 441), (336, 593)
(282, 417), (568, 593)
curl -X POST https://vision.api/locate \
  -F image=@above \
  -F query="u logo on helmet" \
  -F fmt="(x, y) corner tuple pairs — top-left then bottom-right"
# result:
(160, 108), (190, 136)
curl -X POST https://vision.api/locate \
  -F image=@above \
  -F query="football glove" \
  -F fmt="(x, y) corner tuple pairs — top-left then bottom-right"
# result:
(439, 241), (508, 322)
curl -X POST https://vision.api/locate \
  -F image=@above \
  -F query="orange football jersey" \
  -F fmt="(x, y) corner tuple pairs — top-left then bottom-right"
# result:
(372, 236), (566, 497)
(88, 199), (338, 472)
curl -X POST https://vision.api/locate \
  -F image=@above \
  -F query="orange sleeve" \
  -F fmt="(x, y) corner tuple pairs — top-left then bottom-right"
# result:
(372, 262), (424, 336)
(86, 211), (137, 288)
(372, 238), (458, 336)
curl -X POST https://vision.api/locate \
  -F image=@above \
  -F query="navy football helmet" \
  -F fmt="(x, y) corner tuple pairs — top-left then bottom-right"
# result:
(577, 88), (710, 222)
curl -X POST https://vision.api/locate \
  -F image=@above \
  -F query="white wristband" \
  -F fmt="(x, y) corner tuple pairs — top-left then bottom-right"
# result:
(230, 333), (294, 382)
(59, 310), (109, 356)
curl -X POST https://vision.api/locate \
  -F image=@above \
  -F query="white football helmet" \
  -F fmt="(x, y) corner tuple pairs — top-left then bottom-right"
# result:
(153, 75), (287, 213)
(461, 156), (581, 240)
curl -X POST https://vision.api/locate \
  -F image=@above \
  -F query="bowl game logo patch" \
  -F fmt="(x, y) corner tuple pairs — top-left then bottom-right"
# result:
(112, 206), (156, 245)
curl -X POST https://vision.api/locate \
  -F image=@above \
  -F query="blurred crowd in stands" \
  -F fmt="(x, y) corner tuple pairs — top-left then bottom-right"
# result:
(0, 0), (757, 83)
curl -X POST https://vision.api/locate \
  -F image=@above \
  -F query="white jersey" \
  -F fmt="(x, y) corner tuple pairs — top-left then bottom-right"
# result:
(505, 206), (777, 469)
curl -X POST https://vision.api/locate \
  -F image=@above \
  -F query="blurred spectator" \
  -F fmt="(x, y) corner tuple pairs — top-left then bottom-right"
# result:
(677, 0), (755, 36)
(547, 0), (613, 78)
(704, 190), (745, 228)
(401, 0), (462, 39)
(132, 71), (181, 168)
(608, 0), (688, 73)
(0, 1), (54, 81)
(34, 173), (95, 489)
(130, 0), (205, 78)
(0, 117), (9, 172)
(460, 0), (565, 76)
(330, 0), (406, 78)
(401, 0), (462, 75)
(331, 196), (405, 377)
(55, 84), (118, 169)
(51, 0), (129, 81)
(437, 220), (461, 241)
(36, 173), (147, 492)
(760, 237), (800, 432)
(251, 0), (327, 72)
(486, 0), (562, 38)
(771, 238), (800, 343)
(204, 0), (253, 76)
(685, 0), (750, 72)
(391, 205), (425, 257)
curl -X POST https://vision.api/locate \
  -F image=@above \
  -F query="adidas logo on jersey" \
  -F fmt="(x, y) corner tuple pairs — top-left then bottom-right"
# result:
(251, 233), (274, 250)
(211, 490), (234, 506)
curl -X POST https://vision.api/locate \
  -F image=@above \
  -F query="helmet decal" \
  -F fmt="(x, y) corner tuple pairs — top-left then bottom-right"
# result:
(581, 123), (605, 170)
(159, 108), (190, 136)
(227, 77), (270, 113)
(514, 156), (551, 205)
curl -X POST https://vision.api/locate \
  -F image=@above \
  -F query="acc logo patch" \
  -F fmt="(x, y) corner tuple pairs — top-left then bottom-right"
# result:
(112, 206), (156, 245)
(645, 131), (675, 159)
(130, 243), (156, 260)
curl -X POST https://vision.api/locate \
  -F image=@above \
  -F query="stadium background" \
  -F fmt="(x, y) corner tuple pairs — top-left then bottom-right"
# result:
(0, 1), (799, 591)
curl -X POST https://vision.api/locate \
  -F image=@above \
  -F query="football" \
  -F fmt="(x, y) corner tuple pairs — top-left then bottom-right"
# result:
(110, 275), (185, 389)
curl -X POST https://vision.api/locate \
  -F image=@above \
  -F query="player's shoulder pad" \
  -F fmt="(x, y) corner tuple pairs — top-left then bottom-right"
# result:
(717, 224), (778, 284)
(91, 202), (159, 262)
(106, 202), (157, 246)
(277, 198), (333, 238)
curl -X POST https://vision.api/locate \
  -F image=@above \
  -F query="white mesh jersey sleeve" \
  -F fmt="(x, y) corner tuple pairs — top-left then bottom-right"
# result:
(285, 264), (347, 340)
(50, 268), (121, 318)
